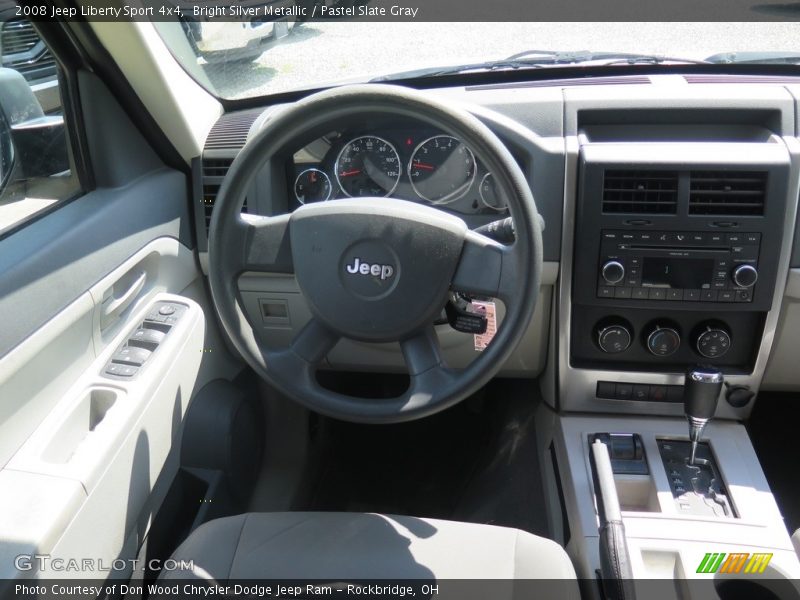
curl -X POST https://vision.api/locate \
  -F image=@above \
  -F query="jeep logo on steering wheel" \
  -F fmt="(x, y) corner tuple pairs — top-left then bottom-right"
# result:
(345, 257), (395, 281)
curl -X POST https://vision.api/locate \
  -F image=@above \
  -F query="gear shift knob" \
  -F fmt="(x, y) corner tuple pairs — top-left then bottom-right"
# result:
(684, 366), (723, 465)
(685, 367), (724, 419)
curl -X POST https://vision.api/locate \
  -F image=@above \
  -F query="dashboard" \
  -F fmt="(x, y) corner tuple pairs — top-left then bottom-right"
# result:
(286, 122), (510, 216)
(199, 75), (800, 420)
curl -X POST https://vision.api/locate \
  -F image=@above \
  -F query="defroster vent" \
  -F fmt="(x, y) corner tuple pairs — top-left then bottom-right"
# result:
(204, 109), (263, 151)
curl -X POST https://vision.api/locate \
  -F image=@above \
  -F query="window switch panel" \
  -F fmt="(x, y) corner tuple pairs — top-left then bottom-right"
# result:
(128, 327), (166, 348)
(105, 363), (139, 378)
(145, 302), (185, 324)
(111, 346), (152, 366)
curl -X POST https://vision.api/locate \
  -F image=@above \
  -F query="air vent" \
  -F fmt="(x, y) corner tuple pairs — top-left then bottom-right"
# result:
(1, 19), (57, 83)
(204, 109), (262, 151)
(2, 19), (41, 53)
(602, 170), (678, 214)
(689, 171), (766, 216)
(201, 158), (247, 234)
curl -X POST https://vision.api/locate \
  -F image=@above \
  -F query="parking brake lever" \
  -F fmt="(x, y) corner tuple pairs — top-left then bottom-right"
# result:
(590, 439), (636, 600)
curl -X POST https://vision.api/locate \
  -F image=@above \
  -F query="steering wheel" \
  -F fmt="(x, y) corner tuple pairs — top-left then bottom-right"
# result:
(208, 84), (542, 423)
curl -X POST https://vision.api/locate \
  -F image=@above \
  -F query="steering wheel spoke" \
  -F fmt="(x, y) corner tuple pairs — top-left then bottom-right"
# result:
(451, 230), (517, 303)
(233, 213), (294, 274)
(266, 318), (339, 388)
(291, 317), (340, 364)
(401, 325), (447, 376)
(401, 326), (456, 404)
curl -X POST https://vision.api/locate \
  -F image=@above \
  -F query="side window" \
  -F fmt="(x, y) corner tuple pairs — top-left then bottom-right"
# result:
(0, 13), (81, 236)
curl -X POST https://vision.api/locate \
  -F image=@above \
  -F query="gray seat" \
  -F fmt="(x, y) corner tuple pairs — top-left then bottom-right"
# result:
(162, 512), (579, 596)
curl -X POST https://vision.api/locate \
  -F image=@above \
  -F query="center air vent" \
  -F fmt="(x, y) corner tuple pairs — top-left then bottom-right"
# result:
(689, 171), (766, 216)
(201, 158), (247, 234)
(602, 170), (678, 214)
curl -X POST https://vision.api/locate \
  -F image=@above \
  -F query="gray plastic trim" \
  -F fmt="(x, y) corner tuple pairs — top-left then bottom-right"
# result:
(79, 70), (167, 188)
(786, 85), (800, 267)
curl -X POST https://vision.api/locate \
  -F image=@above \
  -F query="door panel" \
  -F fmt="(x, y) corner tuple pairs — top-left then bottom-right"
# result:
(0, 168), (191, 358)
(0, 161), (213, 585)
(0, 193), (196, 470)
(0, 23), (228, 584)
(0, 233), (204, 580)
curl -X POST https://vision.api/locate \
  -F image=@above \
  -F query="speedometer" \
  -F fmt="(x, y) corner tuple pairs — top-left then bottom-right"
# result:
(408, 135), (476, 204)
(335, 136), (401, 197)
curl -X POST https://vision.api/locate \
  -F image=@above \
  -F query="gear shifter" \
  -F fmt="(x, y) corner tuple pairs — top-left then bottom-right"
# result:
(683, 366), (724, 465)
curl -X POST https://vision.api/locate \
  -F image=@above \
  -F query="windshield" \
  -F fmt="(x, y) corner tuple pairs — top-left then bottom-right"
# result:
(160, 22), (800, 100)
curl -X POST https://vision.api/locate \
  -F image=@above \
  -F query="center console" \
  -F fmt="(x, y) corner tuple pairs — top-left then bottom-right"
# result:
(554, 412), (800, 598)
(549, 92), (800, 598)
(558, 129), (798, 419)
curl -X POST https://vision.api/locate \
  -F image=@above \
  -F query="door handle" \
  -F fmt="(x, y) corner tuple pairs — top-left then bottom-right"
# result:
(100, 270), (146, 329)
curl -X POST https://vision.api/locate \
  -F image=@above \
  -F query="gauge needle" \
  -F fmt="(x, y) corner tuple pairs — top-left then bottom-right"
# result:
(340, 169), (361, 177)
(363, 159), (393, 189)
(413, 162), (435, 171)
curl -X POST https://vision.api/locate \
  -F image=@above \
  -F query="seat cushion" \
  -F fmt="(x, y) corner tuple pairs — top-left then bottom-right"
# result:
(161, 512), (578, 587)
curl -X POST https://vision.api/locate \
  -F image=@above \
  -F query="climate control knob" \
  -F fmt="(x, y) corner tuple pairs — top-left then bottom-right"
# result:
(646, 325), (681, 357)
(597, 324), (632, 354)
(732, 264), (758, 288)
(695, 325), (731, 359)
(601, 261), (625, 285)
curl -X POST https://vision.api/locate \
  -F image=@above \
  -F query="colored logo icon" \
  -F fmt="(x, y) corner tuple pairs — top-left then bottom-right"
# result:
(697, 552), (773, 574)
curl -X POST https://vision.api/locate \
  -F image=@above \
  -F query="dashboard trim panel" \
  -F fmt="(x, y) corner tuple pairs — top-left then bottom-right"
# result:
(557, 124), (800, 420)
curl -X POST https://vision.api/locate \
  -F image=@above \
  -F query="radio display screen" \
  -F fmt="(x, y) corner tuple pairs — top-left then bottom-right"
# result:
(642, 257), (715, 289)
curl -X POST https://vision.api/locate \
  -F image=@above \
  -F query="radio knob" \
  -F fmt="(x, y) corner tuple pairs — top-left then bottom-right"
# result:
(646, 325), (681, 357)
(601, 261), (625, 285)
(597, 324), (632, 354)
(695, 325), (731, 359)
(732, 264), (758, 288)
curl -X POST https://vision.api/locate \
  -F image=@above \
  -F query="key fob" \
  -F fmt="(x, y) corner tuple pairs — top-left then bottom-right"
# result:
(445, 300), (488, 334)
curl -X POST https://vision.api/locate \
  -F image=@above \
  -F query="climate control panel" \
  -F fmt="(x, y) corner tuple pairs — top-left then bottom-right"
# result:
(593, 319), (735, 360)
(576, 306), (760, 371)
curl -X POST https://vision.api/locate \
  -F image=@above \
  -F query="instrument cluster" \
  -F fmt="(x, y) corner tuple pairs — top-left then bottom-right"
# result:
(288, 127), (508, 215)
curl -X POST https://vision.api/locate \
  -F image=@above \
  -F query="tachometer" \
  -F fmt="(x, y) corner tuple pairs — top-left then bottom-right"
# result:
(408, 135), (476, 203)
(335, 136), (401, 197)
(294, 168), (332, 204)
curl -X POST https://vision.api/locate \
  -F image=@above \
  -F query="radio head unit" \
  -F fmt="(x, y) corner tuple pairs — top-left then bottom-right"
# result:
(597, 230), (760, 304)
